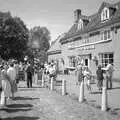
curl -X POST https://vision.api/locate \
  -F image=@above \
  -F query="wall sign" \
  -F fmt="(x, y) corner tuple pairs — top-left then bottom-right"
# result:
(78, 45), (95, 50)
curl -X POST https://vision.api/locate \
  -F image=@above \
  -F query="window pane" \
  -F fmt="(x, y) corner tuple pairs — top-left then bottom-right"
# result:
(107, 30), (111, 39)
(109, 54), (113, 58)
(104, 31), (107, 40)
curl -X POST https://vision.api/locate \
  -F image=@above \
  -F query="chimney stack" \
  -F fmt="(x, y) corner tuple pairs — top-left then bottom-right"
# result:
(74, 9), (81, 23)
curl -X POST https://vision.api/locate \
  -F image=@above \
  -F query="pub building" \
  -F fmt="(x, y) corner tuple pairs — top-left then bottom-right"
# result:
(59, 1), (120, 80)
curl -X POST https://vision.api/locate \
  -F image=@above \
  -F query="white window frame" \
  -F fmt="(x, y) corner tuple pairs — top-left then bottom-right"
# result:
(101, 7), (110, 21)
(78, 19), (83, 30)
(101, 30), (111, 41)
(99, 53), (114, 67)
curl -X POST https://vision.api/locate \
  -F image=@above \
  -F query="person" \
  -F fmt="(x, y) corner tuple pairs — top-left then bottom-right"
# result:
(83, 66), (92, 93)
(76, 63), (84, 85)
(96, 65), (104, 91)
(18, 62), (24, 81)
(26, 62), (33, 88)
(48, 63), (57, 83)
(7, 63), (17, 99)
(105, 61), (114, 89)
(14, 61), (19, 83)
(0, 66), (12, 107)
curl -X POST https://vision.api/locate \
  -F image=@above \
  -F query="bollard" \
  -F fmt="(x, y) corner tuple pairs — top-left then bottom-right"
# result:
(50, 77), (54, 90)
(41, 72), (44, 87)
(101, 87), (108, 111)
(79, 80), (84, 103)
(62, 79), (66, 95)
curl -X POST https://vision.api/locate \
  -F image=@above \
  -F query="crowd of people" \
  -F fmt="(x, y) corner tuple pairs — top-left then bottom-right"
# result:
(76, 60), (114, 94)
(0, 59), (58, 108)
(0, 57), (114, 107)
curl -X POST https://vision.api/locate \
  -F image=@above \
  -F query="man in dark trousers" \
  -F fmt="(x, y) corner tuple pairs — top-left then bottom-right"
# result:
(26, 62), (33, 88)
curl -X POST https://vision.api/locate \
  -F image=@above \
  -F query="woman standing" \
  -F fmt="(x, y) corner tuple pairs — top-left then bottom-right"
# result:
(0, 65), (12, 107)
(83, 66), (92, 93)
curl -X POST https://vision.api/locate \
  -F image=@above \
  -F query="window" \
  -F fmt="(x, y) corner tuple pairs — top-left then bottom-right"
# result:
(85, 59), (88, 66)
(101, 30), (111, 41)
(99, 53), (113, 67)
(101, 7), (110, 21)
(78, 19), (83, 30)
(69, 56), (76, 67)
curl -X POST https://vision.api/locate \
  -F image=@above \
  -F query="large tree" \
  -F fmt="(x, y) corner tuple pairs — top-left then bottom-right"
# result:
(29, 26), (50, 63)
(0, 12), (29, 60)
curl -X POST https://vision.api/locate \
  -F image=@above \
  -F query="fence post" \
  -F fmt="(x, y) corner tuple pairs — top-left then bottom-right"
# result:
(41, 71), (44, 87)
(101, 73), (108, 111)
(101, 87), (108, 111)
(62, 79), (66, 95)
(50, 77), (54, 90)
(79, 80), (84, 103)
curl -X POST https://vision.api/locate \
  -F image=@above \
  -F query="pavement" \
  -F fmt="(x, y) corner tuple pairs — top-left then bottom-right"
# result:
(0, 81), (120, 120)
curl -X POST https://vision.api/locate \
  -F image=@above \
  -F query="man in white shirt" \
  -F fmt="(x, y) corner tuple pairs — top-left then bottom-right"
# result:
(105, 61), (114, 89)
(7, 63), (17, 99)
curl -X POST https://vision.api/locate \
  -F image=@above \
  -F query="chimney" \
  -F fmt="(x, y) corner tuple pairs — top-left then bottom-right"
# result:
(74, 9), (81, 23)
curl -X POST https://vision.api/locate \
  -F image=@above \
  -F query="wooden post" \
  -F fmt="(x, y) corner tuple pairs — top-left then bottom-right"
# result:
(62, 79), (66, 95)
(50, 77), (54, 90)
(79, 80), (84, 103)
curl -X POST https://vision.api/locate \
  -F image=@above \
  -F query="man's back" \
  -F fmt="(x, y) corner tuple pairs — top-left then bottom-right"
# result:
(7, 67), (16, 81)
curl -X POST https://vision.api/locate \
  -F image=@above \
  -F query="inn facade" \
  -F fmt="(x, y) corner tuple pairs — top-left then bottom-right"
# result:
(59, 1), (120, 80)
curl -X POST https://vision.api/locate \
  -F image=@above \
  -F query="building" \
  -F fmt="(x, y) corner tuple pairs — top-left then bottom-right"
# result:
(47, 34), (65, 71)
(59, 1), (120, 80)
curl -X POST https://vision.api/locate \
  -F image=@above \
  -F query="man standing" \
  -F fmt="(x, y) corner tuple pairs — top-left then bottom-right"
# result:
(26, 62), (33, 88)
(106, 60), (114, 89)
(7, 63), (17, 99)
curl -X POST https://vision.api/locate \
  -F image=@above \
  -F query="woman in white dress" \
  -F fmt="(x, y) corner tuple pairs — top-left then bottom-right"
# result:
(0, 66), (12, 107)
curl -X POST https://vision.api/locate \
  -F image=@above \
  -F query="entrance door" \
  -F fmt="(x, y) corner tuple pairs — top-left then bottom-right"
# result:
(79, 55), (90, 67)
(85, 58), (89, 66)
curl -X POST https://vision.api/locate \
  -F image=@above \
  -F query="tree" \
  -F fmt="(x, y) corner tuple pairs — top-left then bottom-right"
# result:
(0, 12), (29, 60)
(29, 26), (50, 63)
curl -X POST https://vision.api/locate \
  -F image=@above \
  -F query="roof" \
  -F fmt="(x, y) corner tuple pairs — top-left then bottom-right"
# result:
(60, 1), (120, 44)
(47, 33), (65, 55)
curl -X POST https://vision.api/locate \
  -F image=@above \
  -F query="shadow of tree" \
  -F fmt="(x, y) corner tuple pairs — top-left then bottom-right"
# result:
(91, 91), (102, 94)
(1, 108), (32, 113)
(7, 104), (33, 108)
(2, 116), (39, 120)
(18, 88), (37, 91)
(111, 87), (120, 90)
(14, 96), (39, 101)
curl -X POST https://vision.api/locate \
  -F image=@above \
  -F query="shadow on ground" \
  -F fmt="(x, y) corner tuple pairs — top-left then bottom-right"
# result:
(7, 103), (33, 108)
(2, 116), (39, 120)
(14, 96), (39, 101)
(111, 87), (120, 90)
(1, 108), (31, 113)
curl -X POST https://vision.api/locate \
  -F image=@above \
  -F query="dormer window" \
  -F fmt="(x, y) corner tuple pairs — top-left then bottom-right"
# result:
(78, 19), (83, 30)
(101, 7), (110, 21)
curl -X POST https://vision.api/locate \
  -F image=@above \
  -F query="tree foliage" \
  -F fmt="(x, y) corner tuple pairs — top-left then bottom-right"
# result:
(29, 26), (50, 63)
(0, 12), (29, 60)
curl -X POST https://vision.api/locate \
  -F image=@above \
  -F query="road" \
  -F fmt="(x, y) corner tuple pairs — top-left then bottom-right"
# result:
(0, 81), (119, 120)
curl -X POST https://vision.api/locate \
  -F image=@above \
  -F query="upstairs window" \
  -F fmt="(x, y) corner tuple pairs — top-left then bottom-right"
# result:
(101, 7), (110, 21)
(101, 30), (111, 41)
(77, 19), (83, 30)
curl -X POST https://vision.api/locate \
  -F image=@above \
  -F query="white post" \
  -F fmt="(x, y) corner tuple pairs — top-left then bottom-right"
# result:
(41, 71), (44, 87)
(101, 87), (108, 111)
(79, 80), (84, 103)
(62, 79), (66, 95)
(50, 77), (54, 90)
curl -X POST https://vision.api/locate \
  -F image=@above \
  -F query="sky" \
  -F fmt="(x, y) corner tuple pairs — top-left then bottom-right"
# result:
(0, 0), (119, 41)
